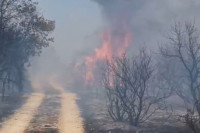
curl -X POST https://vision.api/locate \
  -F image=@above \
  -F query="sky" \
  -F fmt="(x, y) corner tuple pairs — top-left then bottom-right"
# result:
(38, 0), (102, 65)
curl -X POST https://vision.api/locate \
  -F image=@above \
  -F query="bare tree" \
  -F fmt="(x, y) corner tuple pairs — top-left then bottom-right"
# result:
(103, 49), (168, 126)
(160, 22), (200, 133)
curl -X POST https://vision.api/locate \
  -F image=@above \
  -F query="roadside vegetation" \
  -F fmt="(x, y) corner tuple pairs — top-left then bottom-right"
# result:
(74, 22), (200, 133)
(102, 22), (200, 132)
(0, 0), (55, 100)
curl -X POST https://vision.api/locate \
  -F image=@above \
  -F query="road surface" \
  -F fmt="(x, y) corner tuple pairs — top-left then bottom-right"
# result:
(58, 93), (84, 133)
(0, 87), (84, 133)
(0, 93), (44, 133)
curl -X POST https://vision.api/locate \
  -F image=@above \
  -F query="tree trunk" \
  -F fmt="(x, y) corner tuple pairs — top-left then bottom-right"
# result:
(2, 78), (6, 101)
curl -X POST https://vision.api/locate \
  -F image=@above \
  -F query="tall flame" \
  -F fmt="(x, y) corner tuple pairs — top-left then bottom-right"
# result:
(85, 28), (132, 85)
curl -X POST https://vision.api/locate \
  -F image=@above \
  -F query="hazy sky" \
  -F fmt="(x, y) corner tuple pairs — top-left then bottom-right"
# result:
(38, 0), (102, 64)
(37, 0), (200, 65)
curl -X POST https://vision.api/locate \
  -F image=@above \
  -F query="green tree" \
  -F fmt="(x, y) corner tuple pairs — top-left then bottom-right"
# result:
(0, 0), (55, 99)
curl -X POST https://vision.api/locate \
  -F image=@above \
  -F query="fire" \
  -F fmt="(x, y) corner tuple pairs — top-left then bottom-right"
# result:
(84, 29), (132, 85)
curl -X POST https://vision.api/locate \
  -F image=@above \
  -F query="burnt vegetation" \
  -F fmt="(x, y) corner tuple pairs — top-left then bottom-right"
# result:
(103, 49), (171, 126)
(96, 22), (200, 132)
(160, 22), (200, 133)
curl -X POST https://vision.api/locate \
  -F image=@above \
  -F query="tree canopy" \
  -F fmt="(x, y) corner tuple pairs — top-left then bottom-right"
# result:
(0, 0), (55, 98)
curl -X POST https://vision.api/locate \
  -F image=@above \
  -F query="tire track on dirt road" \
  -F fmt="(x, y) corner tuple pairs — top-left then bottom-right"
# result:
(58, 93), (84, 133)
(0, 93), (44, 133)
(0, 83), (84, 133)
(51, 83), (84, 133)
(25, 94), (61, 133)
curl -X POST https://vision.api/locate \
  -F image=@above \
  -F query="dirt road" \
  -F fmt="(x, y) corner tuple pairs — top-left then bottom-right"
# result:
(0, 93), (44, 133)
(58, 93), (84, 133)
(0, 88), (84, 133)
(51, 82), (84, 133)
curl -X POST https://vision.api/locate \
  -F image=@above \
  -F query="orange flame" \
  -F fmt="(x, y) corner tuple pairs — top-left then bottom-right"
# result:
(84, 28), (132, 85)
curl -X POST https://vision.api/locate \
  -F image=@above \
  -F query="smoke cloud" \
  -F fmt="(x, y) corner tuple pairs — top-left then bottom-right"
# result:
(27, 0), (200, 91)
(92, 0), (134, 51)
(93, 0), (200, 51)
